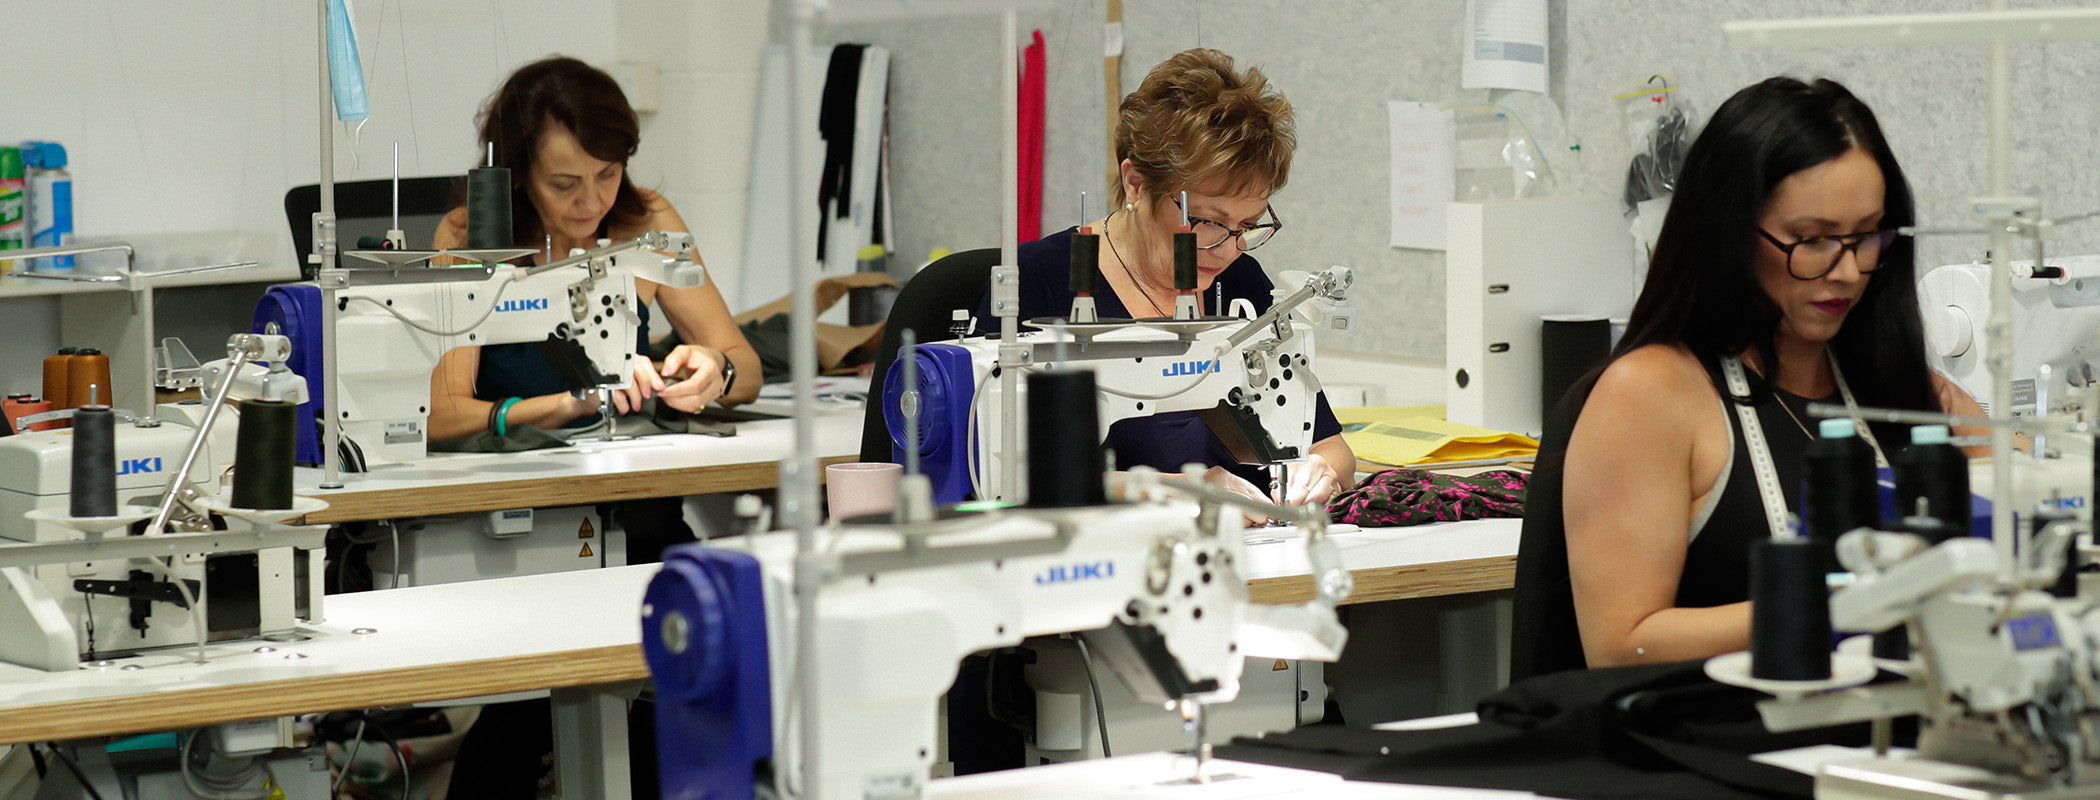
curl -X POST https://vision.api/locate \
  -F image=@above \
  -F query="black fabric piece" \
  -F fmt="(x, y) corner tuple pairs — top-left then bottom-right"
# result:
(426, 423), (570, 454)
(1221, 661), (1860, 800)
(738, 313), (795, 385)
(816, 44), (866, 261)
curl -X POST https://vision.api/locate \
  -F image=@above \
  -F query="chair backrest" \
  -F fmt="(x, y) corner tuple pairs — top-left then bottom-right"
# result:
(858, 247), (1001, 462)
(285, 177), (461, 279)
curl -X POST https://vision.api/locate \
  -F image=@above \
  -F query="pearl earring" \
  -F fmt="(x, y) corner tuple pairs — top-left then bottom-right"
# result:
(1124, 203), (1134, 211)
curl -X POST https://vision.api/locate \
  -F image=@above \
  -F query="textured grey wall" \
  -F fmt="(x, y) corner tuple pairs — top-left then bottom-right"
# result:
(817, 0), (2100, 361)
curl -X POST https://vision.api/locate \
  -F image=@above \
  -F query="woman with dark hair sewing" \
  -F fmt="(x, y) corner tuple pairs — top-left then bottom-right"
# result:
(1511, 76), (1988, 678)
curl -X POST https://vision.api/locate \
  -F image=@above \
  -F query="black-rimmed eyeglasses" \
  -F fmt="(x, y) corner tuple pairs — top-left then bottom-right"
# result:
(1172, 196), (1283, 251)
(1757, 228), (1901, 280)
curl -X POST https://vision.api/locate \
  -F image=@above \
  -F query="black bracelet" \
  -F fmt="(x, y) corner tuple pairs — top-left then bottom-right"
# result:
(719, 357), (738, 394)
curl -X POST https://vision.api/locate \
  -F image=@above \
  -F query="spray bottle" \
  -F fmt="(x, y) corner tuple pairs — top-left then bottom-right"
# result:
(24, 142), (72, 270)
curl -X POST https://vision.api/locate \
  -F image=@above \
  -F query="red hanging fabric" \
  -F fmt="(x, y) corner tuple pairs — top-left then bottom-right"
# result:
(1018, 29), (1047, 242)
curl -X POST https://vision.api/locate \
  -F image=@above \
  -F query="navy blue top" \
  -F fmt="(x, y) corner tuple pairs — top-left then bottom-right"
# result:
(477, 303), (653, 428)
(973, 227), (1343, 487)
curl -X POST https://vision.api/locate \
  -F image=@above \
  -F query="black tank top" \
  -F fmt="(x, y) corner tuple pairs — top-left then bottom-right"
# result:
(1678, 359), (1826, 608)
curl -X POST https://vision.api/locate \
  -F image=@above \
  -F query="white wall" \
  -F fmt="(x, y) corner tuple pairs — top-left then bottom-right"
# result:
(0, 0), (646, 396)
(617, 0), (772, 311)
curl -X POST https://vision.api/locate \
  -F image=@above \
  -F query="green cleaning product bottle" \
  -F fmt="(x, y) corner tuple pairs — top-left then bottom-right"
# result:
(0, 146), (23, 273)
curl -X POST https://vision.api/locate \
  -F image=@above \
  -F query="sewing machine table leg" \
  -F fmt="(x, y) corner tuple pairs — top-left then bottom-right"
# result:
(551, 681), (641, 800)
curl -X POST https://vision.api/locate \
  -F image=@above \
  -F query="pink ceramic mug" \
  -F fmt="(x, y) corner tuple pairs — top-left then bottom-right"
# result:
(826, 462), (903, 521)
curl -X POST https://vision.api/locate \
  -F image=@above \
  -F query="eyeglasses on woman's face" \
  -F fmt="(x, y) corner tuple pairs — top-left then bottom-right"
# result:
(1757, 228), (1901, 280)
(1172, 196), (1283, 251)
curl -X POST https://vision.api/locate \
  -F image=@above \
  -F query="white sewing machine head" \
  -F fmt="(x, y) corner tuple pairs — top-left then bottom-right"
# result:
(324, 232), (702, 465)
(1921, 256), (2100, 420)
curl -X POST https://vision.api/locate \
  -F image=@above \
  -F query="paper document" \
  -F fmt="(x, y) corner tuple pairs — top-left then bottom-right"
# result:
(1389, 101), (1455, 250)
(1462, 0), (1548, 93)
(1338, 406), (1538, 467)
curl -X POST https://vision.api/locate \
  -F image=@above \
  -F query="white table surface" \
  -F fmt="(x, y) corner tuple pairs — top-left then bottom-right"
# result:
(1241, 519), (1521, 583)
(293, 412), (865, 496)
(0, 565), (656, 736)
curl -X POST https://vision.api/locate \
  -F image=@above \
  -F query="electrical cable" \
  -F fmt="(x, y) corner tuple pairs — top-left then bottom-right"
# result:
(358, 712), (411, 800)
(963, 363), (1041, 499)
(330, 719), (367, 796)
(1095, 368), (1214, 401)
(1071, 636), (1113, 757)
(342, 275), (513, 337)
(41, 743), (109, 800)
(385, 519), (402, 589)
(130, 556), (206, 664)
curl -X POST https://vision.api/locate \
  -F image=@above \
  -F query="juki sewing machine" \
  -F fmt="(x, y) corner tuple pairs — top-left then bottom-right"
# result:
(309, 231), (705, 466)
(644, 455), (1354, 800)
(885, 266), (1354, 505)
(0, 333), (328, 671)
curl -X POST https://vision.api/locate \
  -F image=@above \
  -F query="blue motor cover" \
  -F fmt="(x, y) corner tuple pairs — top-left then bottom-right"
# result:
(252, 283), (325, 466)
(643, 545), (774, 800)
(883, 343), (976, 503)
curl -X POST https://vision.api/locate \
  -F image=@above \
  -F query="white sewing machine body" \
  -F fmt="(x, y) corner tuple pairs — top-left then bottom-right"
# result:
(0, 404), (246, 662)
(324, 233), (705, 466)
(952, 320), (1318, 501)
(1742, 527), (2100, 798)
(644, 494), (1349, 800)
(330, 266), (640, 465)
(1921, 257), (2100, 420)
(0, 336), (327, 671)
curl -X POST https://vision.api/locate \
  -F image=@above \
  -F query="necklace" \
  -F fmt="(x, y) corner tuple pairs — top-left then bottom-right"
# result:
(1102, 208), (1176, 318)
(1773, 391), (1815, 441)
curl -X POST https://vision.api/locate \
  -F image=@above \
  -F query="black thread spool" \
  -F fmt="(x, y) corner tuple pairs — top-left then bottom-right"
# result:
(1069, 229), (1100, 295)
(68, 404), (117, 518)
(1026, 370), (1107, 507)
(1892, 424), (1970, 536)
(231, 400), (297, 510)
(1802, 418), (1881, 572)
(465, 164), (513, 251)
(1750, 537), (1833, 680)
(1172, 229), (1198, 293)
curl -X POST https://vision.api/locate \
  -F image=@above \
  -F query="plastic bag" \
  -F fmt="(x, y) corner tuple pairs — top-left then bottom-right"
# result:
(1615, 77), (1695, 213)
(1453, 104), (1559, 201)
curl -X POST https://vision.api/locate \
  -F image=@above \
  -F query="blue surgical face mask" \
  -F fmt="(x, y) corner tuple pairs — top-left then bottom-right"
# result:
(326, 0), (368, 122)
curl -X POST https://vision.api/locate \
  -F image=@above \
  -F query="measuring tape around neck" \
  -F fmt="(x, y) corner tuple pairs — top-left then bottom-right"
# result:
(1721, 355), (1794, 540)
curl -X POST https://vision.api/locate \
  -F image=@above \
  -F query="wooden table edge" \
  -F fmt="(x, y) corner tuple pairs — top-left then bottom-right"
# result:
(0, 645), (648, 745)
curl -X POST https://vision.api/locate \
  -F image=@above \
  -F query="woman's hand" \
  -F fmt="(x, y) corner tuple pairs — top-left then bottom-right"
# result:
(1282, 454), (1341, 508)
(655, 345), (730, 413)
(1203, 466), (1275, 526)
(603, 357), (667, 415)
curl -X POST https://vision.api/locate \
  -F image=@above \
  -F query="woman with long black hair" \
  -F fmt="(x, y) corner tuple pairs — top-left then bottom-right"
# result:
(1510, 77), (1986, 678)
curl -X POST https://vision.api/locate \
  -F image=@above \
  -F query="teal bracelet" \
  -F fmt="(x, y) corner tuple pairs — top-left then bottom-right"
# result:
(493, 396), (524, 437)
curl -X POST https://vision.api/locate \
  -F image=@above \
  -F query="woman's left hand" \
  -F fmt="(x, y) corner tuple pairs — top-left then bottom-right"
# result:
(655, 345), (729, 412)
(1282, 453), (1341, 508)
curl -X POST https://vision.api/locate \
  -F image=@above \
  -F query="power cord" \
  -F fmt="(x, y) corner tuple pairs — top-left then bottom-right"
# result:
(1071, 636), (1113, 757)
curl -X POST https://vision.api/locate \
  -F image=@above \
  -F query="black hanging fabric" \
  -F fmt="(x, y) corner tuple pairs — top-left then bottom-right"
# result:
(817, 44), (866, 261)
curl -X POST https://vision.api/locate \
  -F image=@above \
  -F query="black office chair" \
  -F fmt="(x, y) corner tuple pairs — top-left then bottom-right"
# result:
(284, 176), (461, 279)
(857, 247), (1001, 463)
(1507, 369), (1604, 681)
